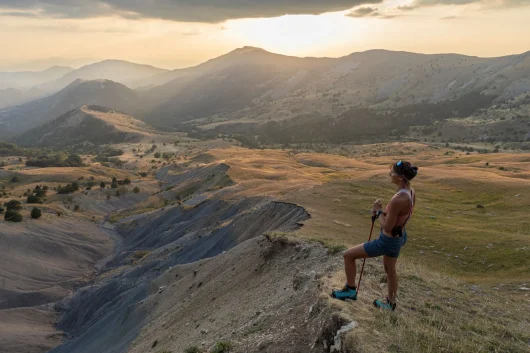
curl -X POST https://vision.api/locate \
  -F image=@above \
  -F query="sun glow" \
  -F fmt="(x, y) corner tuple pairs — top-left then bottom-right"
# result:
(223, 12), (370, 57)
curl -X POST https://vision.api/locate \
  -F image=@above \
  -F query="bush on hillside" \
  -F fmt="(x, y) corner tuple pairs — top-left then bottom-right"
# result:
(26, 154), (84, 168)
(133, 187), (140, 194)
(31, 207), (42, 219)
(27, 194), (43, 204)
(211, 342), (233, 353)
(5, 200), (22, 211)
(57, 182), (80, 194)
(5, 210), (23, 222)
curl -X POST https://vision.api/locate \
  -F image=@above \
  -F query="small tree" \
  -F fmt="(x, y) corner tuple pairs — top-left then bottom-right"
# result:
(100, 182), (106, 188)
(133, 187), (140, 194)
(31, 207), (42, 219)
(5, 210), (23, 222)
(27, 194), (43, 204)
(5, 200), (22, 211)
(124, 178), (131, 185)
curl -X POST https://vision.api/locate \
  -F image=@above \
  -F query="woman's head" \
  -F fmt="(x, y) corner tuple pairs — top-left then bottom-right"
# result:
(389, 160), (418, 185)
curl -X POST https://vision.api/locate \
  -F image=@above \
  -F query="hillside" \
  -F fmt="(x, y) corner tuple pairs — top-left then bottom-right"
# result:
(1, 132), (529, 353)
(0, 80), (138, 139)
(16, 105), (154, 149)
(139, 47), (530, 134)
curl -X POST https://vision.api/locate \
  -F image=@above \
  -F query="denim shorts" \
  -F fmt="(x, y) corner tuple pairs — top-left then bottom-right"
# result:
(363, 229), (408, 258)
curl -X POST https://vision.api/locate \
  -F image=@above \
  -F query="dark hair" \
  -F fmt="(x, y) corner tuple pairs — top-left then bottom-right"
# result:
(392, 160), (418, 181)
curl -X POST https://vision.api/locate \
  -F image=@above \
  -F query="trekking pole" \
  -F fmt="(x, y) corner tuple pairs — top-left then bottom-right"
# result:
(357, 215), (376, 291)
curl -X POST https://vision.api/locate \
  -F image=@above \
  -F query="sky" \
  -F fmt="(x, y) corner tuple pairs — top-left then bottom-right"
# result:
(1, 0), (529, 71)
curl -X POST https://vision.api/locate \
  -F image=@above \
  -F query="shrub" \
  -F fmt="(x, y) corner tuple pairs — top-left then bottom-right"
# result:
(154, 152), (161, 158)
(0, 207), (4, 214)
(5, 210), (23, 222)
(57, 182), (80, 194)
(133, 187), (140, 193)
(31, 207), (42, 219)
(185, 347), (201, 353)
(74, 205), (80, 211)
(124, 178), (131, 185)
(11, 175), (19, 183)
(100, 182), (106, 188)
(27, 194), (43, 204)
(5, 200), (22, 210)
(211, 342), (233, 353)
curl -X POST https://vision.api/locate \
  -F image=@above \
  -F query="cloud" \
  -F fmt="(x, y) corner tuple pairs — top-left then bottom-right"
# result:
(412, 0), (529, 8)
(346, 6), (398, 18)
(396, 5), (419, 10)
(0, 0), (384, 22)
(346, 6), (379, 17)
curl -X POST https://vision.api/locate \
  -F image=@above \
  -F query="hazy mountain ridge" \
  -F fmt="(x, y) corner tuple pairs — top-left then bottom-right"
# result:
(2, 47), (529, 144)
(0, 66), (74, 90)
(138, 47), (530, 130)
(37, 60), (169, 93)
(0, 79), (138, 139)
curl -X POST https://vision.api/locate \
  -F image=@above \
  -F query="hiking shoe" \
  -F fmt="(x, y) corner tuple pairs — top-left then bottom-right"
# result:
(331, 284), (357, 300)
(373, 297), (396, 311)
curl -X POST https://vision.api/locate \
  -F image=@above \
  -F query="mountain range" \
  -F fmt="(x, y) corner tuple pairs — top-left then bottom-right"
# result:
(2, 46), (529, 145)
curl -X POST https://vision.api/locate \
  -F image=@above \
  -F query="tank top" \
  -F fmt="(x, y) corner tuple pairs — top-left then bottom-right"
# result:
(385, 188), (415, 228)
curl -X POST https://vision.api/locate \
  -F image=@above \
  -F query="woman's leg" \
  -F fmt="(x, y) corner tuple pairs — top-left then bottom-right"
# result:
(383, 255), (399, 303)
(343, 244), (369, 287)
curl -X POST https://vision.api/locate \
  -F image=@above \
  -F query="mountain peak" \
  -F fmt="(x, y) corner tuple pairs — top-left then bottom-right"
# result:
(231, 46), (268, 54)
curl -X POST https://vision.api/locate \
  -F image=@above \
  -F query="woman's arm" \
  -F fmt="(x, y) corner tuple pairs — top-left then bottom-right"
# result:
(377, 196), (408, 235)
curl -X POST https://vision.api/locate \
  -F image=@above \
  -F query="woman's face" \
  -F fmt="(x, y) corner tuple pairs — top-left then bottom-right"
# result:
(389, 166), (403, 184)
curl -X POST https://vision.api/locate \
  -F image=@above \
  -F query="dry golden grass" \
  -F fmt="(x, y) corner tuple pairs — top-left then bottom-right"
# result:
(208, 145), (530, 285)
(324, 256), (530, 353)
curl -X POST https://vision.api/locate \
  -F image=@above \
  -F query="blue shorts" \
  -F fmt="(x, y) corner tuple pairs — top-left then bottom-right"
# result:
(363, 229), (408, 258)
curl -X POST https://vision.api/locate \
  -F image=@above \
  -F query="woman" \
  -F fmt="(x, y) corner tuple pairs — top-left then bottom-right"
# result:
(332, 160), (418, 311)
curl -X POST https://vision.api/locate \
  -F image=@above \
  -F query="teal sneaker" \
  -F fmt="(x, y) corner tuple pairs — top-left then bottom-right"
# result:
(331, 284), (357, 300)
(373, 297), (396, 311)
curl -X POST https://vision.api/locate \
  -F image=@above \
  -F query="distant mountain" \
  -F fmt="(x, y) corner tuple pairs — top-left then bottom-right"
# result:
(138, 47), (530, 135)
(0, 66), (73, 90)
(0, 79), (138, 140)
(39, 60), (168, 92)
(139, 47), (332, 126)
(16, 105), (151, 148)
(0, 87), (48, 109)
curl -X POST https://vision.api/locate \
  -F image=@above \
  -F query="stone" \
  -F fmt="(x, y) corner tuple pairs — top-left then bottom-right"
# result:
(158, 286), (166, 294)
(331, 321), (358, 352)
(200, 329), (208, 335)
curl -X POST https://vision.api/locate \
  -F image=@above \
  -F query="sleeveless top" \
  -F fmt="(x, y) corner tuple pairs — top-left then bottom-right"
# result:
(385, 188), (415, 228)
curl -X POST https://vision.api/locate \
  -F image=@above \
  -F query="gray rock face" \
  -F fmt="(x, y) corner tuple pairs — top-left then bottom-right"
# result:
(49, 197), (310, 353)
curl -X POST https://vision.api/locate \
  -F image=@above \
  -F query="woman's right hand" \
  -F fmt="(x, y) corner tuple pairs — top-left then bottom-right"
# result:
(372, 199), (383, 212)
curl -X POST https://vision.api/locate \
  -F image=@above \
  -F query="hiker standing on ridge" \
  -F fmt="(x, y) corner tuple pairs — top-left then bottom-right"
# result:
(332, 160), (418, 311)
